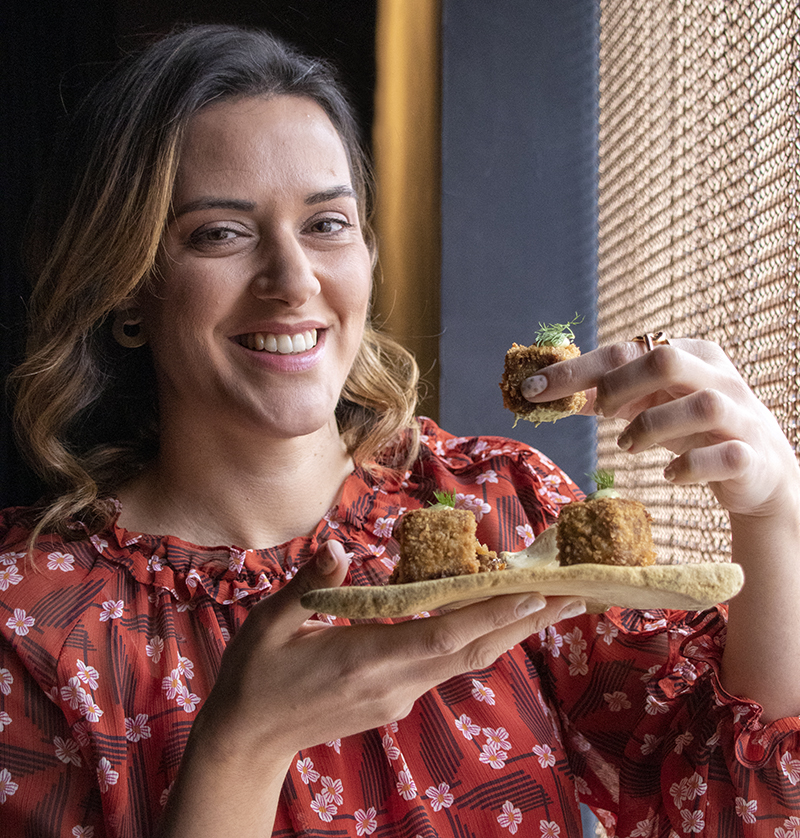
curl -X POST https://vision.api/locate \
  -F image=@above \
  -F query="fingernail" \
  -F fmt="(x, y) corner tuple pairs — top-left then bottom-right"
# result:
(617, 433), (632, 451)
(663, 464), (676, 482)
(521, 375), (547, 400)
(317, 543), (340, 574)
(516, 595), (546, 618)
(557, 600), (586, 621)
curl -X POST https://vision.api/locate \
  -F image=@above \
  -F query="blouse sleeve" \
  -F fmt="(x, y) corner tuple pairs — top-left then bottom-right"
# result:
(526, 606), (800, 836)
(0, 631), (103, 836)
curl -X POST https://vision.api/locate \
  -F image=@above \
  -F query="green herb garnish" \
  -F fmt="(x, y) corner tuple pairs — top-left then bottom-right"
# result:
(534, 313), (584, 347)
(432, 490), (457, 508)
(589, 469), (616, 491)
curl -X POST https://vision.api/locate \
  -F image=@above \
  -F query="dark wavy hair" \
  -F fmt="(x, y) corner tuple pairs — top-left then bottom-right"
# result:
(11, 24), (419, 541)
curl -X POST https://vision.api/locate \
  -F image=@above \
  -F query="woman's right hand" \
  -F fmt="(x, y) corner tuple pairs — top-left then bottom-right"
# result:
(202, 540), (583, 761)
(158, 540), (584, 836)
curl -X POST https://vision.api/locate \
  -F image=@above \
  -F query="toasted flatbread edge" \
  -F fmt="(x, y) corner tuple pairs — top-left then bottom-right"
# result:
(300, 562), (745, 619)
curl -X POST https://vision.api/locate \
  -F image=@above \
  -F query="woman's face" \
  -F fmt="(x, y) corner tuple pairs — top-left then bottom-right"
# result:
(141, 95), (372, 442)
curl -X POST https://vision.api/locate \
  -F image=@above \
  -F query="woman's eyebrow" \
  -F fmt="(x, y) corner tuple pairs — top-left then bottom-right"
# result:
(173, 197), (257, 217)
(305, 185), (357, 205)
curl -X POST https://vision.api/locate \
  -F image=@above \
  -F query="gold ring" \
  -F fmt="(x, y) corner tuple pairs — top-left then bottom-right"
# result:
(632, 331), (670, 351)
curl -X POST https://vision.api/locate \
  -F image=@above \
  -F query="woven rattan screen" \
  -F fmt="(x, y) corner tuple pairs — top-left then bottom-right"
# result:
(597, 1), (800, 563)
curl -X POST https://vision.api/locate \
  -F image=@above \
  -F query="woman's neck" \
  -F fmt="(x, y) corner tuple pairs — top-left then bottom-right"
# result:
(115, 421), (354, 549)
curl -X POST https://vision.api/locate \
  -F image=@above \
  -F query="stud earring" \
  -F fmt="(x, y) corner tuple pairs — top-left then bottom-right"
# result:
(112, 311), (147, 348)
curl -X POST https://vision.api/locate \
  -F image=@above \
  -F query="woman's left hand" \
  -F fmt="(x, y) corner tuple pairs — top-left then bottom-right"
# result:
(521, 337), (800, 518)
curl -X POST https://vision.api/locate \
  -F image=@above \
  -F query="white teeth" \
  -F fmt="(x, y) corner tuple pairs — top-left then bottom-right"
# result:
(242, 329), (318, 354)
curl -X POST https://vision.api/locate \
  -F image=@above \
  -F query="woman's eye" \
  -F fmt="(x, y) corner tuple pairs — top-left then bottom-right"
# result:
(188, 226), (242, 248)
(309, 217), (352, 234)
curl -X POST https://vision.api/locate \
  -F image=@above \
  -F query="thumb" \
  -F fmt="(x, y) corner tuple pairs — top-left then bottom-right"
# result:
(249, 540), (351, 633)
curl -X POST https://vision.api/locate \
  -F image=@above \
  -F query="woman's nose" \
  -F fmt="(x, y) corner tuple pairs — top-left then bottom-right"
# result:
(249, 233), (321, 307)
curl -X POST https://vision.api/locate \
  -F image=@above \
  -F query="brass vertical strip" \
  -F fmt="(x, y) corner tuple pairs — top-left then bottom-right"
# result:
(372, 0), (442, 421)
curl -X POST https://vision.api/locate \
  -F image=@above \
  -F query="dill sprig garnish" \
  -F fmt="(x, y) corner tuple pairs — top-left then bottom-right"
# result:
(588, 469), (615, 491)
(432, 489), (457, 508)
(534, 313), (584, 347)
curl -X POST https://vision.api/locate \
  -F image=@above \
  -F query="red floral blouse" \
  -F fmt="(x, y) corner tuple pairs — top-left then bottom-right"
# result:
(1, 420), (798, 837)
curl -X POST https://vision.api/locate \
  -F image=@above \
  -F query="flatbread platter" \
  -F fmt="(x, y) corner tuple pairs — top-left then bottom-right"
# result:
(300, 524), (745, 620)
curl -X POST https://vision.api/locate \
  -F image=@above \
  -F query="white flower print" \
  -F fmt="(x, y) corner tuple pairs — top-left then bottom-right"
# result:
(320, 776), (343, 806)
(479, 742), (507, 769)
(125, 714), (152, 742)
(0, 668), (12, 695)
(574, 776), (591, 797)
(310, 791), (337, 822)
(54, 736), (82, 766)
(539, 821), (561, 838)
(734, 797), (757, 824)
(354, 807), (377, 835)
(603, 691), (631, 712)
(185, 569), (202, 589)
(595, 619), (618, 645)
(644, 695), (669, 715)
(6, 608), (34, 636)
(0, 551), (25, 565)
(326, 739), (341, 754)
(455, 493), (491, 521)
(683, 772), (707, 799)
(455, 714), (481, 740)
(483, 727), (511, 751)
(72, 826), (95, 837)
(476, 469), (499, 485)
(0, 768), (18, 803)
(96, 757), (119, 793)
(0, 711), (11, 732)
(175, 686), (200, 713)
(567, 650), (588, 677)
(162, 671), (182, 700)
(629, 812), (658, 837)
(774, 816), (800, 838)
(296, 757), (320, 785)
(61, 678), (87, 711)
(76, 660), (99, 690)
(82, 697), (104, 723)
(780, 751), (800, 785)
(396, 768), (417, 800)
(146, 636), (164, 663)
(673, 732), (693, 754)
(540, 626), (563, 658)
(99, 600), (124, 621)
(72, 721), (90, 747)
(515, 523), (535, 547)
(382, 734), (400, 761)
(47, 551), (75, 572)
(176, 656), (195, 680)
(367, 543), (385, 558)
(641, 664), (661, 683)
(380, 553), (399, 573)
(533, 743), (556, 768)
(680, 809), (704, 833)
(471, 679), (496, 705)
(372, 516), (395, 538)
(425, 783), (454, 811)
(228, 548), (247, 574)
(641, 734), (663, 756)
(147, 555), (164, 572)
(0, 564), (23, 591)
(497, 800), (522, 834)
(563, 627), (586, 651)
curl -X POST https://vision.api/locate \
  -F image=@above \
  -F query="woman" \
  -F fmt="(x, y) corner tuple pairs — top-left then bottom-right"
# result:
(2, 24), (798, 838)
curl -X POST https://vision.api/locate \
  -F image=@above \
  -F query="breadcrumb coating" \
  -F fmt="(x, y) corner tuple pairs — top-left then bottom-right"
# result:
(500, 343), (587, 424)
(556, 496), (656, 567)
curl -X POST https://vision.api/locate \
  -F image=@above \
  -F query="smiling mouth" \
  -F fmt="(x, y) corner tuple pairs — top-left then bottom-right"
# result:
(238, 329), (319, 354)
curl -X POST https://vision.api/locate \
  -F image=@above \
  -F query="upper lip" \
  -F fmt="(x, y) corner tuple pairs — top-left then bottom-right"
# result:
(231, 320), (327, 338)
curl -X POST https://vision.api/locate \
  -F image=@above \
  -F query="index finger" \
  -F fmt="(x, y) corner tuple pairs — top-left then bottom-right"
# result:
(520, 337), (707, 406)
